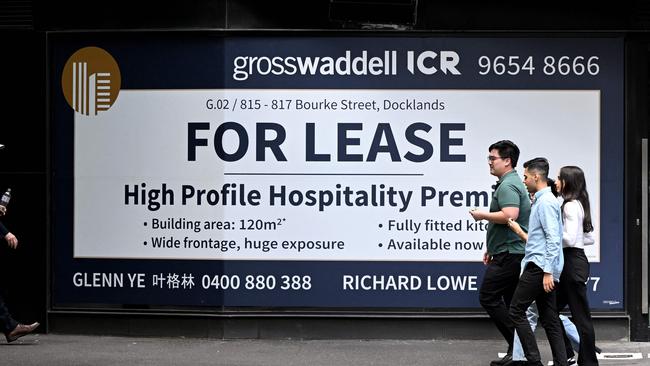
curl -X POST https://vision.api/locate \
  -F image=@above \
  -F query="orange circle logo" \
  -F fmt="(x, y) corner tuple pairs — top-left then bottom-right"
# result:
(61, 47), (121, 115)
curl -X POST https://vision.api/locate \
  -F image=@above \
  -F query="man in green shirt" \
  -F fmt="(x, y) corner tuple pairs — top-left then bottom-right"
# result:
(470, 140), (530, 366)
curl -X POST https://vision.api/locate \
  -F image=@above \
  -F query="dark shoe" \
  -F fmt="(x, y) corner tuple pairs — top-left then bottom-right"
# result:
(490, 354), (513, 366)
(5, 322), (39, 343)
(595, 345), (602, 354)
(567, 356), (577, 366)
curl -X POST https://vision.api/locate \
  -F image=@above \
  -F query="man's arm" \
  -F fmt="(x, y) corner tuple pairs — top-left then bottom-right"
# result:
(0, 220), (17, 249)
(469, 183), (523, 224)
(472, 207), (519, 266)
(539, 201), (562, 292)
(0, 221), (8, 238)
(470, 206), (520, 224)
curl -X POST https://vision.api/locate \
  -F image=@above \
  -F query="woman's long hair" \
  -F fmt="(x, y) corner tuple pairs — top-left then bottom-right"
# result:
(558, 166), (593, 232)
(547, 178), (558, 197)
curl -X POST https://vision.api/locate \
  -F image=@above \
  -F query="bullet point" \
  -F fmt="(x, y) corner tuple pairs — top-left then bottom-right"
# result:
(378, 243), (383, 247)
(143, 241), (147, 246)
(144, 222), (147, 226)
(378, 223), (383, 228)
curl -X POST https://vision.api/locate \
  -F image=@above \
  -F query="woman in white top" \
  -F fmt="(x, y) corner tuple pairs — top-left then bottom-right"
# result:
(555, 166), (598, 366)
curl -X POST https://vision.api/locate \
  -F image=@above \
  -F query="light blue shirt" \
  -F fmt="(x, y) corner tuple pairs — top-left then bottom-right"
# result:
(521, 187), (564, 281)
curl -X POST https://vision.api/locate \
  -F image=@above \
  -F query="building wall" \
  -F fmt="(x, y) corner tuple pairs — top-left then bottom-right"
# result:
(0, 1), (648, 340)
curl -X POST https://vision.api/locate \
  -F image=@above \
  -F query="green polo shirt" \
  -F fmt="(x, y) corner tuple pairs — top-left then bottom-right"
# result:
(486, 169), (530, 255)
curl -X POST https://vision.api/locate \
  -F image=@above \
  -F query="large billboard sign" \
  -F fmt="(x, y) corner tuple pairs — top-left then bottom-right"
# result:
(50, 35), (623, 310)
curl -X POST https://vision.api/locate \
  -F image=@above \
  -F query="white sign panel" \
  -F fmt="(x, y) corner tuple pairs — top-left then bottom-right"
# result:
(74, 89), (600, 261)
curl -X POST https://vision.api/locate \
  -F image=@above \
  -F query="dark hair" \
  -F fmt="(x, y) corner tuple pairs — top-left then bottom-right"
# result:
(523, 157), (549, 180)
(547, 178), (559, 197)
(558, 166), (593, 233)
(488, 140), (520, 168)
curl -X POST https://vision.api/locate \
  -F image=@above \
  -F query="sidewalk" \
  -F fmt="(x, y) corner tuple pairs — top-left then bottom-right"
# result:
(2, 334), (650, 366)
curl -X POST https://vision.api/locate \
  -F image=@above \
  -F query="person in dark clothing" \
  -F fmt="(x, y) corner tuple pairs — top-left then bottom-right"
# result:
(0, 145), (39, 343)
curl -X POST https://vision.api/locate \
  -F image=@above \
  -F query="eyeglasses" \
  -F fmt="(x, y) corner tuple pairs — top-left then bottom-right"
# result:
(487, 156), (505, 162)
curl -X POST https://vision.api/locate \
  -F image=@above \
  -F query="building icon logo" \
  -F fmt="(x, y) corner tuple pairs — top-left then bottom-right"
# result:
(62, 46), (121, 116)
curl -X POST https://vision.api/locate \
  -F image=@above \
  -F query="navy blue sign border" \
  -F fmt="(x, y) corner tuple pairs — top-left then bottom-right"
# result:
(49, 33), (624, 311)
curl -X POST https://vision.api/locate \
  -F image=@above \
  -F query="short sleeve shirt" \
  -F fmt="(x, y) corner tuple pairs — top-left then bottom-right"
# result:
(486, 169), (530, 255)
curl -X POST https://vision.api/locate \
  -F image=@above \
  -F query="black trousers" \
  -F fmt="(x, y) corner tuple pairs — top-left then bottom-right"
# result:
(558, 248), (599, 366)
(509, 262), (567, 366)
(0, 292), (17, 334)
(479, 252), (524, 353)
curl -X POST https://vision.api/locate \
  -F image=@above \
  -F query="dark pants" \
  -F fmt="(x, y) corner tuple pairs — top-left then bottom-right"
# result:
(509, 262), (567, 366)
(558, 248), (599, 366)
(0, 292), (17, 334)
(479, 252), (524, 353)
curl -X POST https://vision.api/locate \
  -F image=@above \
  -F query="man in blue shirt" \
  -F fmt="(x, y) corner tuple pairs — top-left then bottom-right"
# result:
(508, 158), (567, 366)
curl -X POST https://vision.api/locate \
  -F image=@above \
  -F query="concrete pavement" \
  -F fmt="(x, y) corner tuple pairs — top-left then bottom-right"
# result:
(2, 334), (650, 366)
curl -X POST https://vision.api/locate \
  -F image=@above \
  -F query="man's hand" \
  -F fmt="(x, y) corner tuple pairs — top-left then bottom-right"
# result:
(543, 273), (555, 293)
(469, 209), (484, 222)
(483, 251), (491, 265)
(5, 232), (17, 249)
(0, 205), (5, 216)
